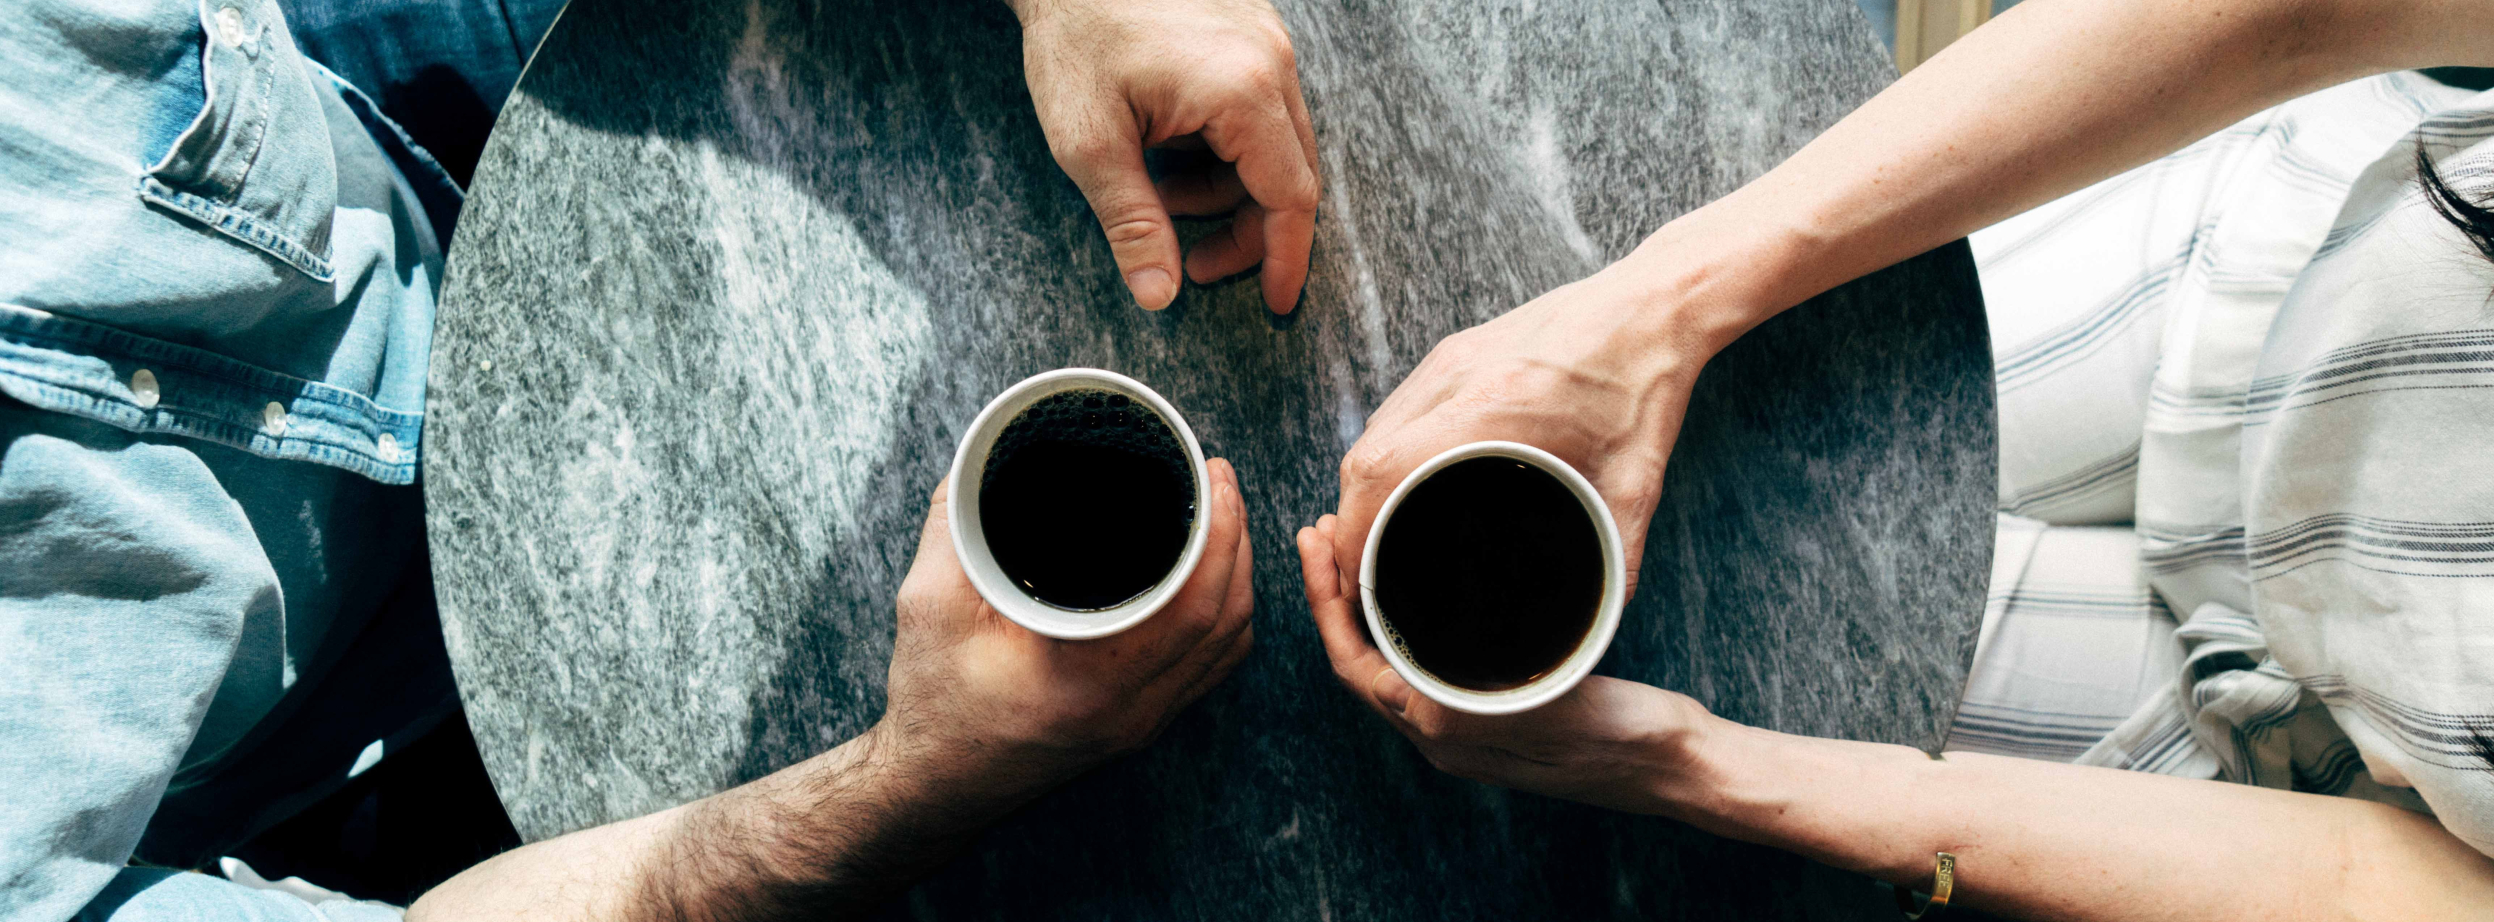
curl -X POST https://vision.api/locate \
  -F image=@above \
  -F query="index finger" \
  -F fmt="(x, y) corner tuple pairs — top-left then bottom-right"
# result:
(896, 476), (990, 631)
(1202, 98), (1319, 315)
(1296, 516), (1396, 713)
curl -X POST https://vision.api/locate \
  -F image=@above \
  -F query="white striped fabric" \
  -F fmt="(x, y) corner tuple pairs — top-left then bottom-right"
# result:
(1949, 72), (2494, 855)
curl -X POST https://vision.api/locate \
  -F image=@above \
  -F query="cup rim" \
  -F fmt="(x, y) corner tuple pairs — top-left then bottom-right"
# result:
(1356, 440), (1628, 715)
(947, 368), (1212, 640)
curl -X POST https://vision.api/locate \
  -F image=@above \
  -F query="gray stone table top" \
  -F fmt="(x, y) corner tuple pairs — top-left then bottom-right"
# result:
(427, 0), (1995, 917)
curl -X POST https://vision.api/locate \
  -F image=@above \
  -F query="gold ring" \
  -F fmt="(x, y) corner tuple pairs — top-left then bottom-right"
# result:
(1894, 851), (1954, 919)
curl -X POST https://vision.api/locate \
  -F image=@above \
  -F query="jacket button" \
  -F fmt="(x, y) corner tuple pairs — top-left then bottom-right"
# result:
(130, 369), (160, 409)
(215, 7), (249, 48)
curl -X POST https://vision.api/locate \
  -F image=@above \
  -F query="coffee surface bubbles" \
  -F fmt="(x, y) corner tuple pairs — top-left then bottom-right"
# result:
(1373, 456), (1603, 691)
(980, 388), (1196, 610)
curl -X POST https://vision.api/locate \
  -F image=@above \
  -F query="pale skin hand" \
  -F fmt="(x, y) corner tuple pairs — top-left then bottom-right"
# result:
(1008, 0), (1322, 314)
(1314, 0), (2494, 916)
(409, 460), (1255, 921)
(1297, 517), (2494, 921)
(1329, 269), (1737, 597)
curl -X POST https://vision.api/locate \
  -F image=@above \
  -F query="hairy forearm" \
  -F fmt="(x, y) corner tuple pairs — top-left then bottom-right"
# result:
(407, 726), (1034, 922)
(1611, 0), (2494, 346)
(1659, 718), (2494, 921)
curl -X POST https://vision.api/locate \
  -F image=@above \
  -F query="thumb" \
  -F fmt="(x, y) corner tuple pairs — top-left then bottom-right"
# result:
(897, 476), (983, 630)
(915, 476), (957, 560)
(1048, 104), (1182, 311)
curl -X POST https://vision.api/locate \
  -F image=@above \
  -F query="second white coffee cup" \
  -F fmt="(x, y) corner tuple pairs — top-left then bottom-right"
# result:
(1357, 440), (1628, 715)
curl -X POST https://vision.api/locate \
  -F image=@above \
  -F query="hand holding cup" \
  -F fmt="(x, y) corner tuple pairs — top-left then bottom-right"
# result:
(878, 457), (1255, 805)
(1297, 511), (1709, 816)
(1329, 269), (1734, 603)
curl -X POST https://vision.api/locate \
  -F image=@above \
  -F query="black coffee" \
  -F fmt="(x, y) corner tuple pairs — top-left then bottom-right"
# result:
(979, 388), (1196, 610)
(1371, 456), (1604, 691)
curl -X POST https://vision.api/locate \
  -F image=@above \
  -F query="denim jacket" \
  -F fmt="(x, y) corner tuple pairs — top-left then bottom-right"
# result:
(1, 1), (458, 919)
(0, 0), (455, 484)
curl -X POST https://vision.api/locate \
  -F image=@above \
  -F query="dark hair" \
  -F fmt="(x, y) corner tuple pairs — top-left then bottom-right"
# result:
(2419, 143), (2494, 264)
(2414, 147), (2494, 773)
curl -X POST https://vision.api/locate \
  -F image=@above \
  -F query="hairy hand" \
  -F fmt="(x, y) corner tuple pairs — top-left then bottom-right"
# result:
(1295, 513), (1705, 814)
(1012, 0), (1321, 313)
(878, 458), (1257, 804)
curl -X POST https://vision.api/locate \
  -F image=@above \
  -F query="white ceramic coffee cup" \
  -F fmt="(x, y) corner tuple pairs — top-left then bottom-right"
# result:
(1357, 441), (1628, 715)
(948, 368), (1212, 640)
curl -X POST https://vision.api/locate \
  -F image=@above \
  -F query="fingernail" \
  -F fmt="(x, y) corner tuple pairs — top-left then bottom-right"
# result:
(1270, 288), (1301, 317)
(1127, 267), (1176, 310)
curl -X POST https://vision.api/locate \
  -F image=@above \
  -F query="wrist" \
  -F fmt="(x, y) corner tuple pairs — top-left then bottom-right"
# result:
(648, 723), (1043, 920)
(1639, 709), (1754, 826)
(1602, 196), (1820, 358)
(864, 715), (1087, 814)
(1654, 716), (1958, 885)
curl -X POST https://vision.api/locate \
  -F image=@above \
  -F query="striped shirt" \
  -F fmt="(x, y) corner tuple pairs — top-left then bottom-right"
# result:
(1951, 71), (2494, 856)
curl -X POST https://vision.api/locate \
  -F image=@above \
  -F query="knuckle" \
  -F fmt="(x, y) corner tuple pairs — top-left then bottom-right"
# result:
(1183, 598), (1223, 637)
(1268, 33), (1298, 69)
(1098, 214), (1167, 250)
(1222, 53), (1282, 96)
(1246, 62), (1285, 97)
(1340, 444), (1393, 486)
(1243, 11), (1294, 56)
(1447, 365), (1549, 415)
(1286, 179), (1326, 211)
(1621, 481), (1662, 514)
(1050, 130), (1125, 169)
(1268, 174), (1321, 213)
(1408, 709), (1450, 742)
(1191, 55), (1276, 114)
(1490, 361), (1563, 397)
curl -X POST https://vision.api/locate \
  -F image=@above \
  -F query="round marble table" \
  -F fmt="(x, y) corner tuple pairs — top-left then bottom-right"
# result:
(427, 0), (1996, 917)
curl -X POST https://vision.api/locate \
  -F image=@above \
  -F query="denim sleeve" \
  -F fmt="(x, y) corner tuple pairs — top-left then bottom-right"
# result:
(0, 407), (279, 921)
(76, 868), (402, 922)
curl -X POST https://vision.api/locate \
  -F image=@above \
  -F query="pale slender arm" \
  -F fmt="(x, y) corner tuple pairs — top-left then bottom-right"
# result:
(1619, 5), (2494, 913)
(1667, 720), (2494, 921)
(1613, 0), (2494, 348)
(1298, 529), (2494, 922)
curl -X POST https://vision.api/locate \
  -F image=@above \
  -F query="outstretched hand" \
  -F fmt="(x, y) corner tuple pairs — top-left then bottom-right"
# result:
(1012, 0), (1321, 314)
